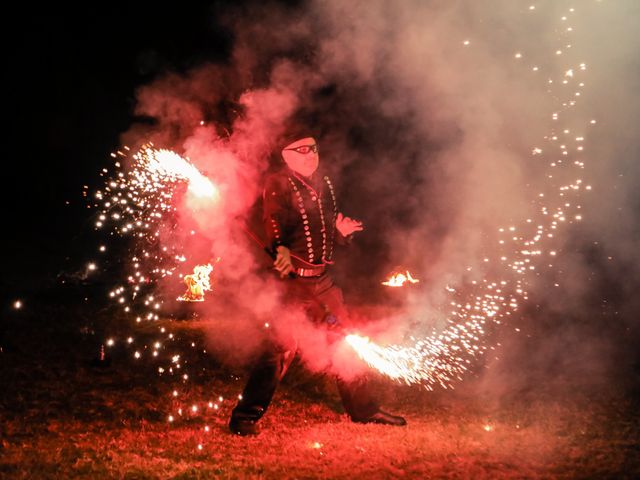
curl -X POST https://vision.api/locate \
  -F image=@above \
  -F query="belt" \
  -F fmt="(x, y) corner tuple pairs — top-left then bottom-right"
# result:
(295, 264), (326, 277)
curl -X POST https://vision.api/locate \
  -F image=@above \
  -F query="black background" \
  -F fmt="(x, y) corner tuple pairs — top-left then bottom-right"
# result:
(3, 3), (234, 292)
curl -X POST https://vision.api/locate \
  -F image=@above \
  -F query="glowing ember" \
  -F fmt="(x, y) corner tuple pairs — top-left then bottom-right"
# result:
(178, 264), (214, 302)
(381, 270), (420, 287)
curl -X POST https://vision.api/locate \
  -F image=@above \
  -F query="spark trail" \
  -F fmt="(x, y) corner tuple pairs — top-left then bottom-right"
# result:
(345, 4), (593, 389)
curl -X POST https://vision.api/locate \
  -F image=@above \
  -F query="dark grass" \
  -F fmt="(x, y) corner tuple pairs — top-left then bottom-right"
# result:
(1, 288), (639, 479)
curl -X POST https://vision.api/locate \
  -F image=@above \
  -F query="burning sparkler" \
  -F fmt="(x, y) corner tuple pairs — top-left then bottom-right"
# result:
(89, 142), (244, 437)
(95, 143), (219, 311)
(91, 143), (223, 379)
(133, 146), (218, 200)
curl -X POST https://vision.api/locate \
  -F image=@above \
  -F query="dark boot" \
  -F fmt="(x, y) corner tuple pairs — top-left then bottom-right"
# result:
(229, 348), (293, 436)
(353, 410), (407, 426)
(336, 376), (380, 420)
(337, 376), (406, 426)
(229, 408), (262, 436)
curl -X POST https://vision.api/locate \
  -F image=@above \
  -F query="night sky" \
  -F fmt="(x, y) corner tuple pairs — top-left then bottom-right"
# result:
(4, 3), (234, 291)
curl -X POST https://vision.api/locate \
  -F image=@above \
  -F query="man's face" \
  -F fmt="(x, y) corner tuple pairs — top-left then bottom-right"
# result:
(281, 137), (319, 178)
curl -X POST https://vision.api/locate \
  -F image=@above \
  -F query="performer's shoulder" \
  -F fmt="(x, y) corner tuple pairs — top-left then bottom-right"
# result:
(263, 169), (291, 193)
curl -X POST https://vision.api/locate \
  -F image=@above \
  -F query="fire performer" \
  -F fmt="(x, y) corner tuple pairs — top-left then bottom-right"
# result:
(229, 126), (406, 435)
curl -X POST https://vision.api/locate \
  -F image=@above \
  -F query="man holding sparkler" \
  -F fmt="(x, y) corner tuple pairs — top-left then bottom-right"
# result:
(229, 127), (406, 436)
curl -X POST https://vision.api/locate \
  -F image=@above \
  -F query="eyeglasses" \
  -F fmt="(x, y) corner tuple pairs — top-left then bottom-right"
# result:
(283, 144), (318, 155)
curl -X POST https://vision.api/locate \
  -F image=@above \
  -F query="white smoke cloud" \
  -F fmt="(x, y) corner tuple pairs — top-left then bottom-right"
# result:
(127, 0), (640, 385)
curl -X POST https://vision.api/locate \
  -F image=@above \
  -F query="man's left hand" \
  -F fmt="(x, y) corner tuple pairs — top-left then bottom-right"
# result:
(335, 212), (364, 237)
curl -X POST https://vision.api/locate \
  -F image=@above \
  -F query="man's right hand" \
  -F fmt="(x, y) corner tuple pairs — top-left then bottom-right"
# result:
(274, 246), (294, 278)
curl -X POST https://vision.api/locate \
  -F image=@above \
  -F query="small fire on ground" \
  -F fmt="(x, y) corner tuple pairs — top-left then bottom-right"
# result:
(177, 264), (214, 302)
(382, 270), (420, 288)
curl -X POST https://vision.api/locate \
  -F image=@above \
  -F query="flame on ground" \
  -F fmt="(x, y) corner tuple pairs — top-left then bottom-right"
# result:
(178, 264), (214, 302)
(382, 270), (420, 288)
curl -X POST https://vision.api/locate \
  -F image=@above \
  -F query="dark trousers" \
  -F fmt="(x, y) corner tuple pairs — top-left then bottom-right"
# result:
(231, 274), (379, 423)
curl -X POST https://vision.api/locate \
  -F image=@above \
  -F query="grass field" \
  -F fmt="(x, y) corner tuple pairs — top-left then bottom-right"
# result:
(1, 293), (638, 479)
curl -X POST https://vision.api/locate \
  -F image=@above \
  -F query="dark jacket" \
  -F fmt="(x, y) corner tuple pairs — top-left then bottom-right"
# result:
(263, 168), (343, 268)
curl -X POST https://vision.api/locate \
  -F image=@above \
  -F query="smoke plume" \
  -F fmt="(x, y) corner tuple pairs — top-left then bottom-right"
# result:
(124, 0), (640, 390)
